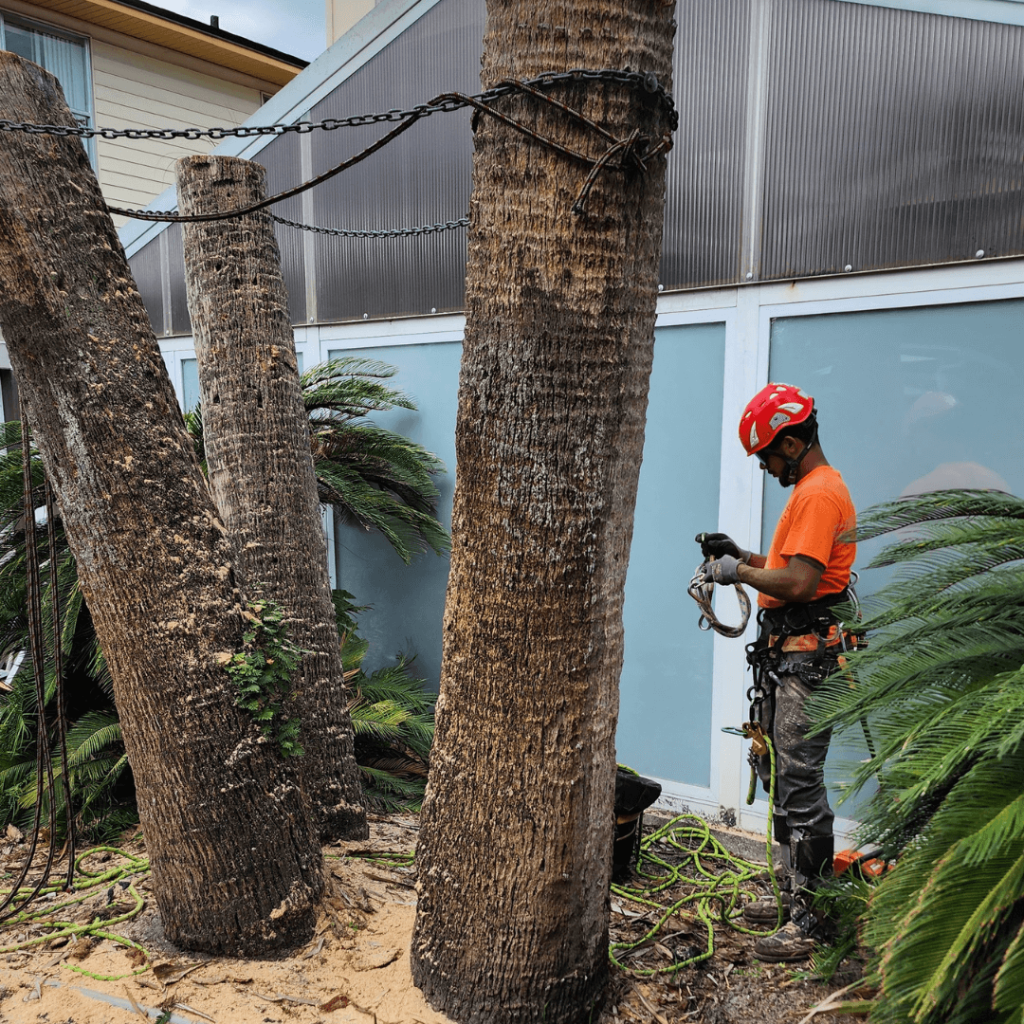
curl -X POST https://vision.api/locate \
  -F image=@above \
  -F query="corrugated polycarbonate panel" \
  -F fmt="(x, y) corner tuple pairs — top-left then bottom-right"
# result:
(760, 0), (1024, 279)
(165, 222), (191, 336)
(660, 0), (751, 289)
(125, 0), (1024, 318)
(307, 0), (481, 321)
(129, 232), (164, 336)
(257, 136), (307, 324)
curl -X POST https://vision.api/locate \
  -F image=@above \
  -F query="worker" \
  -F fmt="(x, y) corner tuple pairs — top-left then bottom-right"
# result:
(695, 382), (857, 962)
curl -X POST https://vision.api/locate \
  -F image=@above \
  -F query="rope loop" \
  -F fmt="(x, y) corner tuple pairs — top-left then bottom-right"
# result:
(686, 562), (753, 639)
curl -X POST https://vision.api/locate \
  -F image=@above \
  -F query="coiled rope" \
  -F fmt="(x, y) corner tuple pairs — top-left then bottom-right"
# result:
(687, 560), (753, 638)
(0, 845), (152, 981)
(610, 739), (783, 975)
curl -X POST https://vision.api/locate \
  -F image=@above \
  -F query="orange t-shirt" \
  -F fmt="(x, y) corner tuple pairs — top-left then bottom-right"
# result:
(758, 465), (856, 609)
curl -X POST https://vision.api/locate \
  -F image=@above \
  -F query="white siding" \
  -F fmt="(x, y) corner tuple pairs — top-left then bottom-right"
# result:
(92, 42), (265, 223)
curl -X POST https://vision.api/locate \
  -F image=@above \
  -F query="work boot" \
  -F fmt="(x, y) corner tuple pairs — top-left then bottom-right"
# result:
(742, 891), (792, 925)
(793, 834), (834, 891)
(752, 920), (817, 962)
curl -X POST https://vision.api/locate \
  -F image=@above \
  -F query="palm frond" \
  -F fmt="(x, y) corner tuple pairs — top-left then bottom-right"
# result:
(809, 489), (1024, 1024)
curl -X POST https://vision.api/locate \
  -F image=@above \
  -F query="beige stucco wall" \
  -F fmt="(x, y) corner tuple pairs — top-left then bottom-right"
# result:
(92, 41), (265, 223)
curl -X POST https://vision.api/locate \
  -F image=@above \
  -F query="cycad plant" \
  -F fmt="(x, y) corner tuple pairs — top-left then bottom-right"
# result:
(0, 357), (447, 836)
(809, 489), (1024, 1024)
(302, 358), (449, 563)
(335, 591), (435, 812)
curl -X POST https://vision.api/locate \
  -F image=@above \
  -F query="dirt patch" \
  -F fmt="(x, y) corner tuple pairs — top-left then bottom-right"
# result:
(0, 815), (863, 1024)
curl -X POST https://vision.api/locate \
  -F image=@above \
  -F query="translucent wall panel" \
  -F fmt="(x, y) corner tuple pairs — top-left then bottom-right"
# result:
(761, 1), (1024, 279)
(259, 135), (307, 325)
(659, 0), (750, 289)
(126, 0), (1024, 320)
(328, 343), (459, 687)
(166, 223), (190, 335)
(618, 323), (726, 787)
(764, 297), (1024, 812)
(130, 234), (165, 336)
(307, 0), (481, 321)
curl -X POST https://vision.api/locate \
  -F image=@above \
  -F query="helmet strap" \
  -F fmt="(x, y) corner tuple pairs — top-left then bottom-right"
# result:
(775, 419), (819, 487)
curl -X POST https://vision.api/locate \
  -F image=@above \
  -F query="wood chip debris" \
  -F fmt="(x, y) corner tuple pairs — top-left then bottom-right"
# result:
(634, 987), (670, 1024)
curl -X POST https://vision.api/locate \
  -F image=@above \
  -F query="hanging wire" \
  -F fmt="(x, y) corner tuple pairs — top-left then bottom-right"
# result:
(45, 475), (76, 887)
(0, 425), (75, 923)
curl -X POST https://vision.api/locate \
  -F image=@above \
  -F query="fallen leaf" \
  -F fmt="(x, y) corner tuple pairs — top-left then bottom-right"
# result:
(174, 1003), (216, 1022)
(123, 986), (148, 1019)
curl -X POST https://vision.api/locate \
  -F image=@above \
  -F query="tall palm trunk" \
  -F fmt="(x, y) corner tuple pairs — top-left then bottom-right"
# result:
(0, 53), (323, 954)
(411, 4), (676, 1021)
(177, 155), (368, 842)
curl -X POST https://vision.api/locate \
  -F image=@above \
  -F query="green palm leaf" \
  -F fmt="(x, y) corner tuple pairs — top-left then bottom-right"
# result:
(808, 489), (1024, 1024)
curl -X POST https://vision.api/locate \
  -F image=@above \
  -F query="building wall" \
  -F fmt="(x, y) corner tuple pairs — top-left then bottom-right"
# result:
(92, 41), (264, 220)
(0, 0), (295, 225)
(153, 256), (1024, 835)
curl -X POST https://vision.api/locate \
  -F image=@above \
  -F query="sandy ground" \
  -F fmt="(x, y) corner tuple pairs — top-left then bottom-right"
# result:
(0, 815), (861, 1024)
(0, 816), (450, 1024)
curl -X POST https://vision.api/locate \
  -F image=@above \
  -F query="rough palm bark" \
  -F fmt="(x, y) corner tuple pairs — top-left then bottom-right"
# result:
(0, 53), (324, 954)
(176, 155), (368, 843)
(410, 3), (675, 1022)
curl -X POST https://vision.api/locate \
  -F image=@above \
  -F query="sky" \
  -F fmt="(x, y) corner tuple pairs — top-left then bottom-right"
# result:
(155, 0), (328, 63)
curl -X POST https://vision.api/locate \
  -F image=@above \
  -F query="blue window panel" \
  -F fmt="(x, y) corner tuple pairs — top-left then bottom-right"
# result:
(181, 358), (199, 412)
(618, 323), (726, 788)
(765, 298), (1024, 564)
(327, 343), (459, 688)
(764, 298), (1024, 815)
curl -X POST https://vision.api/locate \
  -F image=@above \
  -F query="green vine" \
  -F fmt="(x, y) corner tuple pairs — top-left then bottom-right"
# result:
(221, 596), (305, 758)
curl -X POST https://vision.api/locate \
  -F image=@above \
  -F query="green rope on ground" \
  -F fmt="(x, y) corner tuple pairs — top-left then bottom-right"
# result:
(0, 845), (154, 979)
(610, 738), (783, 976)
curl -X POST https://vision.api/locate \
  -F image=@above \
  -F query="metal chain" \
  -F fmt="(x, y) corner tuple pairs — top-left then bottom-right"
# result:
(0, 68), (676, 141)
(270, 214), (469, 238)
(104, 70), (676, 225)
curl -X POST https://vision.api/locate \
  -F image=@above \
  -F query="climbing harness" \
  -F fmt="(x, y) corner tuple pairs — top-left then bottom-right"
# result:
(687, 559), (752, 638)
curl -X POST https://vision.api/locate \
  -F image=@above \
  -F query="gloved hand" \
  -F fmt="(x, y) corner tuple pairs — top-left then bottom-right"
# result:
(698, 554), (743, 586)
(695, 531), (751, 562)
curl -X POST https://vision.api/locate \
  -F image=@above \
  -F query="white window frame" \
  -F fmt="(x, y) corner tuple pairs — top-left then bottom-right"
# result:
(0, 9), (96, 167)
(655, 257), (1024, 836)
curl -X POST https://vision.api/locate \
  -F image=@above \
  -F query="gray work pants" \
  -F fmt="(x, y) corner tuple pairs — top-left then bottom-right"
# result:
(755, 651), (834, 845)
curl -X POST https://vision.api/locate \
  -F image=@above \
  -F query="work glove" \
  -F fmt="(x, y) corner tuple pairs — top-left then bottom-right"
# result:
(698, 554), (742, 586)
(695, 531), (751, 563)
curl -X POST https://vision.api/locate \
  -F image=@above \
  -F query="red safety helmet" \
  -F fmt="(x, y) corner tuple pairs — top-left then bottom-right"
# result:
(739, 383), (815, 456)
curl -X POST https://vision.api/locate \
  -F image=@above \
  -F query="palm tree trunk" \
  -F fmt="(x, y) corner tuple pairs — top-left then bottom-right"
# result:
(0, 52), (323, 955)
(410, 4), (676, 1021)
(176, 155), (368, 842)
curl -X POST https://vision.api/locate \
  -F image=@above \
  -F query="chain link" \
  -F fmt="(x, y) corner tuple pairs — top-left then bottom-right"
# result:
(0, 69), (676, 141)
(270, 214), (469, 238)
